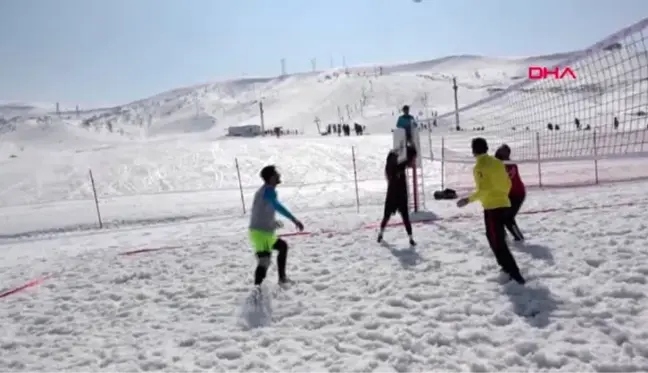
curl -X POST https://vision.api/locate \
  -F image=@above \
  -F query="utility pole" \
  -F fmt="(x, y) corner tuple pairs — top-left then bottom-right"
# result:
(259, 101), (266, 134)
(314, 116), (321, 133)
(280, 58), (286, 76)
(452, 77), (460, 130)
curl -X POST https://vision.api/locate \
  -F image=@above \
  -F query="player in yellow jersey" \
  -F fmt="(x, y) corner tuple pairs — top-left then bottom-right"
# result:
(457, 138), (525, 285)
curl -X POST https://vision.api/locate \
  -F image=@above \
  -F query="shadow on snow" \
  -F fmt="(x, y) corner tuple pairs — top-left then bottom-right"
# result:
(502, 281), (561, 328)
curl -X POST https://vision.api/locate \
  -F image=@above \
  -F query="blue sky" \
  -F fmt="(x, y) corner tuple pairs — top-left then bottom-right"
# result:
(1, 0), (647, 107)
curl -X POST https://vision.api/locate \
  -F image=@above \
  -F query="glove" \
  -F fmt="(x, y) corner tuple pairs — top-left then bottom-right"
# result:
(293, 219), (304, 232)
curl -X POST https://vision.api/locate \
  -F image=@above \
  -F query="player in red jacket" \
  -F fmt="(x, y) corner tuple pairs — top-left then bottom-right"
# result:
(495, 144), (525, 241)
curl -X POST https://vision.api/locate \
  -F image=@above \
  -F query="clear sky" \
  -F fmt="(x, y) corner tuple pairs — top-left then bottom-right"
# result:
(1, 0), (647, 108)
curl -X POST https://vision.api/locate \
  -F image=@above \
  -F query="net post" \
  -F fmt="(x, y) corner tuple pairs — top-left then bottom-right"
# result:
(535, 132), (542, 188)
(412, 162), (419, 213)
(593, 130), (599, 185)
(234, 157), (246, 214)
(441, 136), (446, 190)
(452, 77), (460, 130)
(427, 126), (434, 160)
(351, 146), (361, 213)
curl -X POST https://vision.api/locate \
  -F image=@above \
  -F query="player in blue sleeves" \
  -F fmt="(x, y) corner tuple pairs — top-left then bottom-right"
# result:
(248, 165), (304, 287)
(396, 105), (416, 145)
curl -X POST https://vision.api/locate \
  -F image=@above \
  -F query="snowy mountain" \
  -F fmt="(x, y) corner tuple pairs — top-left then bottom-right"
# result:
(0, 102), (54, 119)
(1, 52), (590, 140)
(2, 44), (647, 146)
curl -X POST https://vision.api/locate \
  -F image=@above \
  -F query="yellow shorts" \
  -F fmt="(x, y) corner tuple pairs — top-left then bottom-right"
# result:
(249, 229), (278, 254)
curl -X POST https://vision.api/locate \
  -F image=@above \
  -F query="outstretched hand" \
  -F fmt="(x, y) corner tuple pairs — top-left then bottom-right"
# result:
(456, 197), (469, 208)
(293, 219), (304, 232)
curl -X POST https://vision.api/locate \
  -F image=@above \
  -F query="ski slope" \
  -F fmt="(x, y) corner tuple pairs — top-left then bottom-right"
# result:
(2, 47), (645, 139)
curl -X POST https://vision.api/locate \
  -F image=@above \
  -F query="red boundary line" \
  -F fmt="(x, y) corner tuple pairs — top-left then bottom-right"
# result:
(278, 200), (639, 238)
(118, 245), (183, 256)
(0, 276), (49, 299)
(1, 245), (182, 300)
(1, 200), (639, 300)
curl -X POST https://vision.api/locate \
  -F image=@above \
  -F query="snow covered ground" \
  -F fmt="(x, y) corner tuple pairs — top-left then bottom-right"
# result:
(1, 179), (648, 371)
(0, 125), (647, 372)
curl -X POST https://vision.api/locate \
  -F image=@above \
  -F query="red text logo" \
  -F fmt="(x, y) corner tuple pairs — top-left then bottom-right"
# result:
(528, 66), (577, 80)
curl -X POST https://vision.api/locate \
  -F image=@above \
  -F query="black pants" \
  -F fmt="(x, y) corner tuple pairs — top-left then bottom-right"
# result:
(484, 208), (523, 281)
(505, 195), (525, 241)
(254, 238), (288, 285)
(380, 199), (412, 236)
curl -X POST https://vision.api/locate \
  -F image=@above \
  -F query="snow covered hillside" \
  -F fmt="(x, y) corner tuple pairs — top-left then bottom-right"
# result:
(0, 102), (52, 119)
(4, 49), (642, 140)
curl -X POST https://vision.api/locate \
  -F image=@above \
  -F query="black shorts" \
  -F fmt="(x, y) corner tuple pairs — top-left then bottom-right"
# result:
(384, 198), (407, 216)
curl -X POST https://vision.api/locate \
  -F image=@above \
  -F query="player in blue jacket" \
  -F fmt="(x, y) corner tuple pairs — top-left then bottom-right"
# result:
(396, 105), (415, 129)
(396, 105), (416, 144)
(248, 165), (304, 287)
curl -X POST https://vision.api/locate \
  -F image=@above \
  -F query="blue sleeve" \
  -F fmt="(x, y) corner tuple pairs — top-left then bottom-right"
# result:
(263, 187), (296, 221)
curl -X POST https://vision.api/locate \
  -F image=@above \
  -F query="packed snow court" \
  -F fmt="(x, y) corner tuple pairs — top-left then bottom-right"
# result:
(1, 180), (647, 371)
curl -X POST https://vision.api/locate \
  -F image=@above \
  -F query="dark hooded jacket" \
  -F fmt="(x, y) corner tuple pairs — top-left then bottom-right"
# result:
(384, 146), (417, 204)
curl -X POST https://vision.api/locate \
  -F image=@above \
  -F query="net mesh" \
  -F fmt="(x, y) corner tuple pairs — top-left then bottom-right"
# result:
(419, 17), (648, 190)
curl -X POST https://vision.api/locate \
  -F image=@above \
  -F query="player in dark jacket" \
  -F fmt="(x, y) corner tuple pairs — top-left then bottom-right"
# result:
(495, 144), (525, 241)
(377, 145), (417, 246)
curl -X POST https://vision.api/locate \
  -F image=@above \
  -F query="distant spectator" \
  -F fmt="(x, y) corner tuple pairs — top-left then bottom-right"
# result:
(396, 105), (416, 145)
